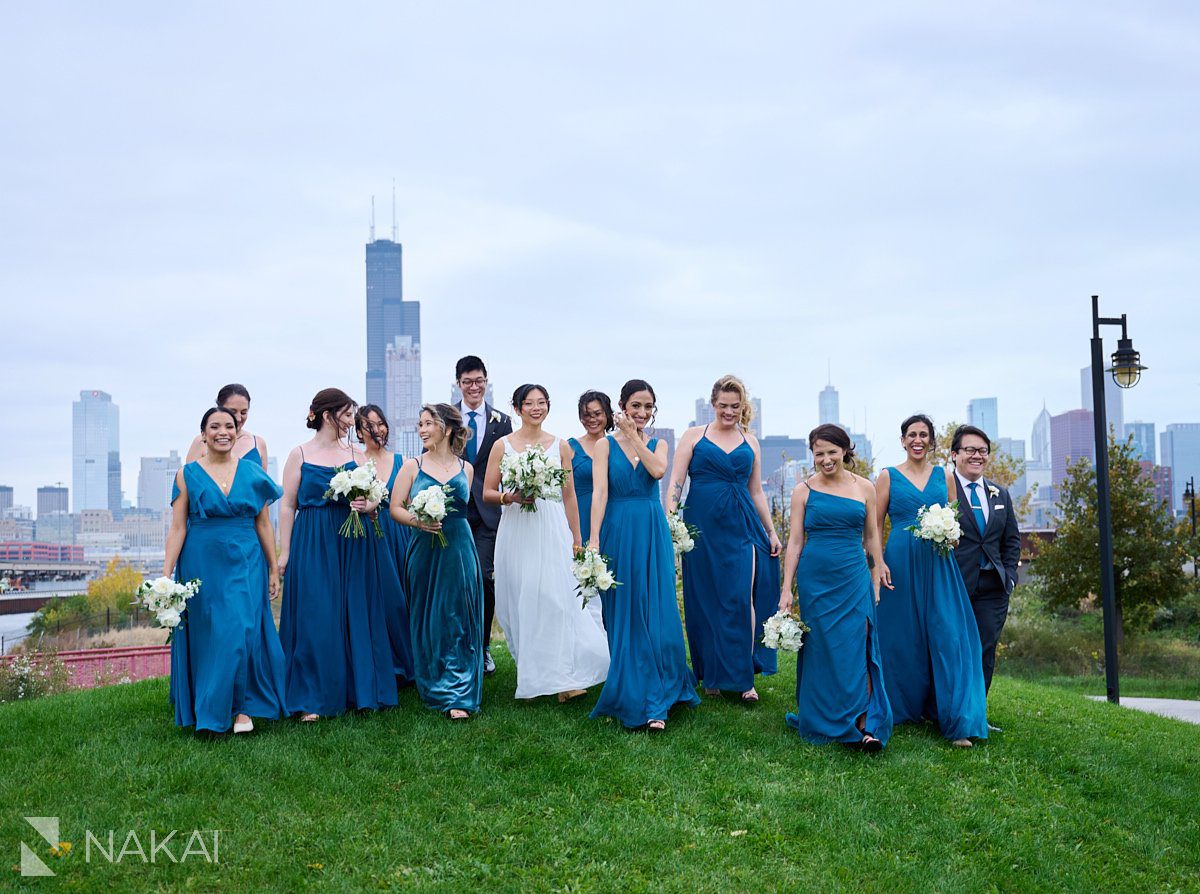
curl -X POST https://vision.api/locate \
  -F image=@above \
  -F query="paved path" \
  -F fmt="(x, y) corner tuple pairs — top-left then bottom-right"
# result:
(1088, 696), (1200, 725)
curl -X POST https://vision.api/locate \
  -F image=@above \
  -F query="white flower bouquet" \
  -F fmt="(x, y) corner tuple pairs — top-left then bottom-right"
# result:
(134, 576), (202, 643)
(409, 483), (454, 547)
(323, 460), (389, 538)
(904, 501), (962, 557)
(499, 444), (568, 513)
(571, 547), (620, 608)
(761, 609), (809, 652)
(666, 508), (700, 557)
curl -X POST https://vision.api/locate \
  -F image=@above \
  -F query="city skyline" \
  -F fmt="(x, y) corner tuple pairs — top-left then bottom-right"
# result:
(3, 5), (1198, 507)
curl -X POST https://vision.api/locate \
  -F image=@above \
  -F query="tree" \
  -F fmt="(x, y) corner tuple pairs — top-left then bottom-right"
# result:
(1033, 436), (1190, 640)
(85, 557), (143, 618)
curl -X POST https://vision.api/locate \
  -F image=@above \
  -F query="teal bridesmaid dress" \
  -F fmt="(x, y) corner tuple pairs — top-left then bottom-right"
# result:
(785, 488), (891, 746)
(170, 459), (286, 732)
(367, 456), (415, 685)
(876, 467), (988, 741)
(279, 459), (398, 717)
(590, 436), (700, 727)
(405, 459), (485, 713)
(681, 430), (779, 692)
(568, 438), (594, 544)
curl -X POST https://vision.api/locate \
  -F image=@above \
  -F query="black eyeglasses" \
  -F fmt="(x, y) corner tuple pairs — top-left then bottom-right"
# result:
(958, 447), (989, 457)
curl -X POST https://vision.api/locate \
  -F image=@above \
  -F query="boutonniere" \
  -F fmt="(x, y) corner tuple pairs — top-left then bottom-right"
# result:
(490, 410), (502, 424)
(987, 484), (1000, 499)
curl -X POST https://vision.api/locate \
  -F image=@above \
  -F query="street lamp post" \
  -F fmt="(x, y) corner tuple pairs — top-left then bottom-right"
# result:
(1090, 294), (1147, 705)
(1185, 477), (1197, 579)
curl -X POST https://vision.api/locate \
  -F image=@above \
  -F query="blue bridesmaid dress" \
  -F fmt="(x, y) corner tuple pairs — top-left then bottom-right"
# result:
(366, 455), (415, 685)
(877, 467), (988, 741)
(681, 429), (779, 692)
(590, 436), (700, 727)
(405, 459), (486, 714)
(568, 438), (594, 544)
(242, 441), (264, 469)
(786, 488), (892, 745)
(279, 457), (398, 717)
(170, 459), (286, 732)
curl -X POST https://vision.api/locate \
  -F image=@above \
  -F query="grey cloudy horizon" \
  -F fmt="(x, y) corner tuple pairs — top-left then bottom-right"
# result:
(2, 2), (1199, 508)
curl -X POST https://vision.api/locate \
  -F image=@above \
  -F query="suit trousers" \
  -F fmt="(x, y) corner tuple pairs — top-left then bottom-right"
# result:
(471, 521), (497, 647)
(970, 569), (1010, 693)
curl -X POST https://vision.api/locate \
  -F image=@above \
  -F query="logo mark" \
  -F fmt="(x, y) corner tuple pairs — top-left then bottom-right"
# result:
(21, 816), (59, 877)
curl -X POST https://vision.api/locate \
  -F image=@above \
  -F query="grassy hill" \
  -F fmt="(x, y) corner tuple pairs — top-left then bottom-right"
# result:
(2, 649), (1197, 893)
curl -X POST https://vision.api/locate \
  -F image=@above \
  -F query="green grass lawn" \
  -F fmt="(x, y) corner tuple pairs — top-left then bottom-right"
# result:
(2, 648), (1198, 893)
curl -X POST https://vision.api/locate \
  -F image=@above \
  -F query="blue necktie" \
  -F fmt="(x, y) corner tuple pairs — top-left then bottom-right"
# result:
(466, 411), (479, 463)
(968, 482), (993, 569)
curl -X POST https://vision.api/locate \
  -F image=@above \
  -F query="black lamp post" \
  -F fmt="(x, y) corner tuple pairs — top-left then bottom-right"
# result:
(1090, 295), (1148, 704)
(1185, 477), (1197, 579)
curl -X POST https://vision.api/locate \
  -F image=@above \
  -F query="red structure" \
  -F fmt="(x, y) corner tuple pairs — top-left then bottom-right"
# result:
(0, 541), (85, 562)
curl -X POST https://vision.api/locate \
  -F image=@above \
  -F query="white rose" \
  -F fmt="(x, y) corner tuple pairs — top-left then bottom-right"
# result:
(159, 607), (182, 628)
(597, 571), (615, 590)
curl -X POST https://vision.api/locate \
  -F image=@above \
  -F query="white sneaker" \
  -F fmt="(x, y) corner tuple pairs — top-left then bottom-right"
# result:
(484, 650), (496, 675)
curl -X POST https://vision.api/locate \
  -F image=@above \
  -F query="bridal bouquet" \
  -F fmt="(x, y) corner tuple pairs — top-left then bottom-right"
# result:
(409, 483), (454, 547)
(499, 444), (567, 512)
(324, 460), (389, 538)
(905, 501), (962, 557)
(572, 547), (619, 608)
(134, 576), (202, 643)
(761, 609), (809, 652)
(666, 508), (700, 557)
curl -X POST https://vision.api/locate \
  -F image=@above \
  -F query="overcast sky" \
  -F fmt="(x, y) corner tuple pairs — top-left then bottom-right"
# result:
(2, 3), (1198, 507)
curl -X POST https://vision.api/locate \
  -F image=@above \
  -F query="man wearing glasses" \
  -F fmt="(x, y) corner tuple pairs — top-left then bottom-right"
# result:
(455, 356), (512, 675)
(951, 425), (1021, 705)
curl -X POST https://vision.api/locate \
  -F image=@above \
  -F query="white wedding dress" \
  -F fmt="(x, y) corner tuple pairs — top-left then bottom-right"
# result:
(494, 437), (610, 698)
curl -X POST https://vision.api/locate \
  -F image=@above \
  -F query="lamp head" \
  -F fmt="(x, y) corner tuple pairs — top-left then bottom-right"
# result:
(1108, 337), (1146, 389)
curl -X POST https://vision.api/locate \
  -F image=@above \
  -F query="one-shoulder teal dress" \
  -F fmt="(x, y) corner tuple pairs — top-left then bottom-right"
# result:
(877, 468), (988, 741)
(786, 488), (892, 746)
(590, 436), (700, 727)
(405, 460), (486, 713)
(279, 461), (398, 717)
(568, 438), (595, 544)
(170, 459), (285, 732)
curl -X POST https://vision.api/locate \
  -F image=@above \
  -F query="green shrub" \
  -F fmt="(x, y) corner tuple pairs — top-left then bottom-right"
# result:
(0, 650), (71, 702)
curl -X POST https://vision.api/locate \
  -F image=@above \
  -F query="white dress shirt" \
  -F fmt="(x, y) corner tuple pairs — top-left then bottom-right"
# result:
(459, 401), (486, 457)
(955, 470), (991, 525)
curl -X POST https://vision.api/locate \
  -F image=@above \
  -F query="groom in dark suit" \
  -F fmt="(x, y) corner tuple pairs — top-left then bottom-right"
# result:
(455, 355), (512, 675)
(951, 425), (1021, 698)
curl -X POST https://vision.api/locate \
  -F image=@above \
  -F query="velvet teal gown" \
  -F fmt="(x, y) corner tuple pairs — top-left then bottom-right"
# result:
(568, 438), (594, 544)
(681, 432), (779, 692)
(279, 460), (398, 717)
(786, 488), (892, 746)
(405, 460), (485, 713)
(877, 467), (988, 741)
(366, 456), (415, 685)
(169, 459), (286, 733)
(590, 436), (700, 727)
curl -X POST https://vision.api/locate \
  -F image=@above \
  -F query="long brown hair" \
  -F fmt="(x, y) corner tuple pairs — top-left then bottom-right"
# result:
(422, 403), (470, 456)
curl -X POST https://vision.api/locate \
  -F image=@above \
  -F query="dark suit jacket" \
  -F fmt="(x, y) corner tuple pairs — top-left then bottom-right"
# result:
(953, 474), (1021, 596)
(463, 402), (512, 533)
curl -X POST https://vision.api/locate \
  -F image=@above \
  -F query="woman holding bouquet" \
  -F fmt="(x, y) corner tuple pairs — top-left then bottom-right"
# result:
(483, 384), (609, 702)
(356, 405), (415, 687)
(277, 388), (397, 721)
(389, 404), (485, 720)
(875, 414), (987, 746)
(164, 406), (286, 734)
(568, 390), (614, 544)
(185, 384), (269, 469)
(587, 379), (699, 731)
(779, 424), (891, 750)
(667, 374), (782, 702)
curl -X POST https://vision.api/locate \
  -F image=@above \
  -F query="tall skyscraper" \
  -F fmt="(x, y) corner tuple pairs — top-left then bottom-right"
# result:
(365, 234), (421, 412)
(995, 437), (1027, 501)
(757, 435), (809, 483)
(846, 432), (874, 469)
(36, 485), (69, 518)
(818, 384), (839, 425)
(1160, 423), (1200, 514)
(1081, 364), (1124, 436)
(137, 451), (182, 513)
(1124, 421), (1156, 464)
(1029, 404), (1052, 470)
(385, 335), (424, 459)
(967, 398), (999, 440)
(644, 426), (676, 507)
(72, 390), (121, 513)
(1050, 409), (1095, 490)
(0, 485), (12, 513)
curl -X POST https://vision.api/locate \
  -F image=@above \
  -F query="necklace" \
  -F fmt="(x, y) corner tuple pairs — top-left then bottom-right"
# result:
(204, 462), (236, 492)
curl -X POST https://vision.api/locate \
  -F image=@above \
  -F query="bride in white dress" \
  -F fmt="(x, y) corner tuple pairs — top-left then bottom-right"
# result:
(483, 384), (610, 701)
